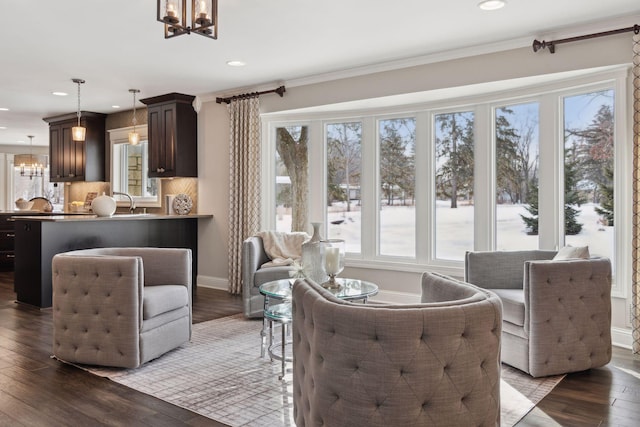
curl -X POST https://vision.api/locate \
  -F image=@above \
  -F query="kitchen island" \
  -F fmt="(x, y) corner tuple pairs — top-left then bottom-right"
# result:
(13, 213), (212, 308)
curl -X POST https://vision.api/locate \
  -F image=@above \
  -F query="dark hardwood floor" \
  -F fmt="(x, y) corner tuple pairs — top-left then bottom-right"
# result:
(0, 270), (241, 426)
(1, 270), (639, 426)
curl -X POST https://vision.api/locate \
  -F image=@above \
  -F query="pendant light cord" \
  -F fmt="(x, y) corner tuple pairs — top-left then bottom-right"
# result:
(72, 78), (85, 127)
(129, 89), (140, 133)
(132, 91), (138, 132)
(76, 80), (82, 127)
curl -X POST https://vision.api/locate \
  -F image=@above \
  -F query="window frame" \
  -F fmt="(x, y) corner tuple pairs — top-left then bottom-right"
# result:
(261, 67), (630, 297)
(108, 126), (162, 208)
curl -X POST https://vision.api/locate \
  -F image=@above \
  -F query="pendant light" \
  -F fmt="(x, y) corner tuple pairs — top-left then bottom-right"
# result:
(128, 89), (141, 145)
(71, 78), (86, 142)
(157, 0), (218, 40)
(16, 135), (44, 180)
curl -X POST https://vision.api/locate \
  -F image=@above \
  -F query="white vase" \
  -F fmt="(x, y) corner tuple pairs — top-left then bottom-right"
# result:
(301, 222), (328, 284)
(91, 192), (116, 217)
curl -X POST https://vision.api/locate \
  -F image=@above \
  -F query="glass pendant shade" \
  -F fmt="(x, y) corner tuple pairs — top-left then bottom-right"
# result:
(161, 0), (181, 23)
(128, 131), (140, 145)
(72, 125), (86, 142)
(194, 0), (211, 24)
(72, 78), (86, 142)
(128, 89), (141, 145)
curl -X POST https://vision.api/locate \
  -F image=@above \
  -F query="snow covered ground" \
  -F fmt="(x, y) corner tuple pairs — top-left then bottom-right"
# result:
(276, 202), (613, 261)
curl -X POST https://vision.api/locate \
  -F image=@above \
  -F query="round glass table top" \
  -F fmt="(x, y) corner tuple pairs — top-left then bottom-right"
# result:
(259, 278), (378, 301)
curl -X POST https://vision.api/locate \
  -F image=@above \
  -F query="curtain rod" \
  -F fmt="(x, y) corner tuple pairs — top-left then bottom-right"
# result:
(533, 24), (639, 54)
(216, 85), (286, 104)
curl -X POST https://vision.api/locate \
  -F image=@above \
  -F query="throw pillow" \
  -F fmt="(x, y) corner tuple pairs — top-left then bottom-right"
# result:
(553, 245), (590, 260)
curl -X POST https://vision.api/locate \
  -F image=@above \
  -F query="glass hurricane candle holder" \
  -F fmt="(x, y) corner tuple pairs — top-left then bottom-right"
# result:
(321, 239), (345, 289)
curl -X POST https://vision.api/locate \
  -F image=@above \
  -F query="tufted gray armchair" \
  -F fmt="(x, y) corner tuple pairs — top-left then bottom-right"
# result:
(292, 273), (502, 427)
(242, 236), (294, 318)
(465, 250), (612, 377)
(52, 247), (192, 369)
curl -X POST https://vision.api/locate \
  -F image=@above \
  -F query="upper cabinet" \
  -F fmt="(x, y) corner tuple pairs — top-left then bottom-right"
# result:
(140, 93), (197, 178)
(43, 112), (106, 182)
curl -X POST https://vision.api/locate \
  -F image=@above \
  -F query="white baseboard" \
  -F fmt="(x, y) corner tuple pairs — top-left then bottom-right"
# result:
(197, 275), (229, 291)
(611, 326), (632, 350)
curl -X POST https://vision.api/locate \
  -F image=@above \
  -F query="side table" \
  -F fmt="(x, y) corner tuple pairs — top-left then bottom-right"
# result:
(259, 278), (378, 380)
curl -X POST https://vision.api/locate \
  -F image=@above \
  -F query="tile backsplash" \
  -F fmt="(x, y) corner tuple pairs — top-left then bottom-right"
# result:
(66, 178), (198, 214)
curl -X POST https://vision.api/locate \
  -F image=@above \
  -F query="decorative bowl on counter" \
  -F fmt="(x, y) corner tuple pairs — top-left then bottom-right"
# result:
(91, 193), (117, 217)
(15, 199), (34, 210)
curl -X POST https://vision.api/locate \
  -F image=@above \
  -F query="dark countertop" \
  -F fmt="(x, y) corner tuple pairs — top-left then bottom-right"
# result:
(12, 213), (213, 222)
(1, 210), (86, 215)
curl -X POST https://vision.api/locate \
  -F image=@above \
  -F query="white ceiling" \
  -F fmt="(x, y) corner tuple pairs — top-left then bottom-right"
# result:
(1, 0), (639, 146)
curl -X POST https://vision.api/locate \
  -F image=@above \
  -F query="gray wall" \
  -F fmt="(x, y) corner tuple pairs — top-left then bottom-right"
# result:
(196, 31), (636, 341)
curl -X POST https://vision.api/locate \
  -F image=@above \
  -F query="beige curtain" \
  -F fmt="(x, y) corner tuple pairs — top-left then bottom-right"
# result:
(633, 31), (640, 354)
(227, 97), (262, 294)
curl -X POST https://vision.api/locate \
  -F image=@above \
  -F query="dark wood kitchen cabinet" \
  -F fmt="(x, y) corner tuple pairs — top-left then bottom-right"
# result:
(140, 93), (197, 178)
(43, 112), (106, 182)
(0, 214), (16, 270)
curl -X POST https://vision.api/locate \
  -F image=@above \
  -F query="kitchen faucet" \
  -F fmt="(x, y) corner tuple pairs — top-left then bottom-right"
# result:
(112, 191), (136, 214)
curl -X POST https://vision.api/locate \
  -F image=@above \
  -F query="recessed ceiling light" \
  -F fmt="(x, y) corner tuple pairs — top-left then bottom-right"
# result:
(227, 60), (246, 67)
(0, 126), (7, 130)
(52, 91), (68, 96)
(0, 107), (8, 111)
(112, 105), (121, 109)
(478, 0), (506, 10)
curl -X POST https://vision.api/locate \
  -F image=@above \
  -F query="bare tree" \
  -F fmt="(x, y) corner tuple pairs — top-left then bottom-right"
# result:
(276, 126), (309, 232)
(327, 123), (362, 212)
(514, 119), (538, 204)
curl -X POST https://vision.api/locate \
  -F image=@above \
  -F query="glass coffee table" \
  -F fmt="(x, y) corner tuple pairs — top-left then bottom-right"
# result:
(259, 278), (378, 380)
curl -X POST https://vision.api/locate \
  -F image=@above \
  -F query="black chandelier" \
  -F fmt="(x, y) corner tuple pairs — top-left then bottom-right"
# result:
(157, 0), (218, 40)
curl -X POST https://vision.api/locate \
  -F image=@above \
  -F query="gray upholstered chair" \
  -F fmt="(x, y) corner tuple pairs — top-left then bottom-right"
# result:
(465, 250), (612, 377)
(52, 247), (192, 369)
(242, 236), (294, 318)
(292, 273), (502, 427)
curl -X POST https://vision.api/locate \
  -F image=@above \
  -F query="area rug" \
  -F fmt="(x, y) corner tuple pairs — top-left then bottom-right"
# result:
(77, 314), (564, 427)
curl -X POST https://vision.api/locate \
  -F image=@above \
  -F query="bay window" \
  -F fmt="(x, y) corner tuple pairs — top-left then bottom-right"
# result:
(263, 69), (628, 296)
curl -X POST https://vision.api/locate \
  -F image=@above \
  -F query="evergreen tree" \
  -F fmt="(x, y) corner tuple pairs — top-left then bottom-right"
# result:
(435, 112), (474, 208)
(520, 179), (539, 234)
(495, 107), (520, 204)
(521, 152), (585, 235)
(594, 165), (614, 225)
(380, 119), (414, 206)
(564, 148), (586, 235)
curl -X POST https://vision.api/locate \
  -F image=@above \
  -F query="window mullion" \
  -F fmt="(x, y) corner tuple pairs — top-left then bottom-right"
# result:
(308, 120), (324, 232)
(360, 117), (376, 260)
(414, 112), (429, 263)
(538, 93), (561, 250)
(474, 104), (493, 251)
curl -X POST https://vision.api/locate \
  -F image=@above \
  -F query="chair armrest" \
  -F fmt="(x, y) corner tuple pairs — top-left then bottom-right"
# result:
(103, 247), (192, 289)
(465, 250), (556, 289)
(524, 258), (611, 340)
(52, 254), (144, 366)
(242, 237), (270, 292)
